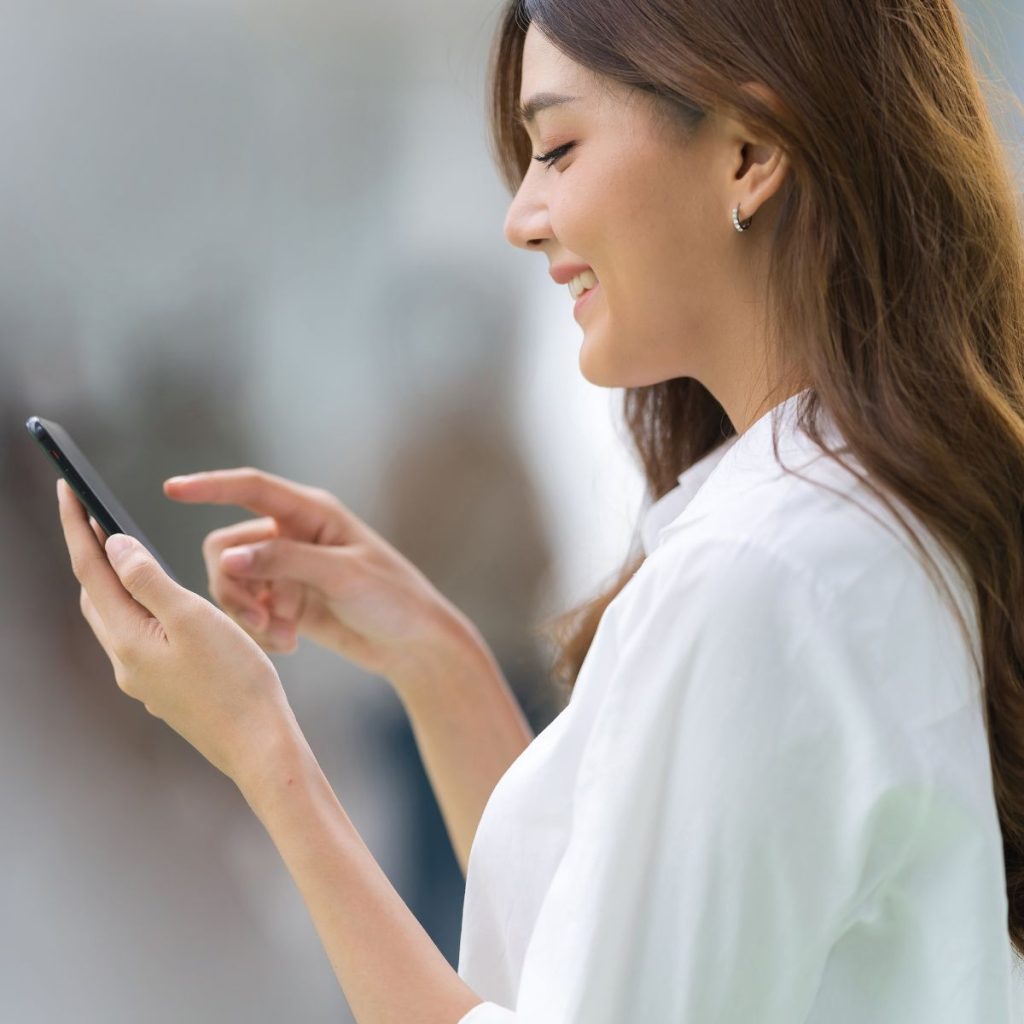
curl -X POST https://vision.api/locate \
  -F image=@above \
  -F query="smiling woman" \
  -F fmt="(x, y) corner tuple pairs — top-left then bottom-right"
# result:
(52, 0), (1024, 1021)
(460, 0), (1024, 1020)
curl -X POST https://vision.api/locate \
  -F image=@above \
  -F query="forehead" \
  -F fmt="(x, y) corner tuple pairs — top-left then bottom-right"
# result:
(518, 24), (640, 128)
(520, 24), (586, 93)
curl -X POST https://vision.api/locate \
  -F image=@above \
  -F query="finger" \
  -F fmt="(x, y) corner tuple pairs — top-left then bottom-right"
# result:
(221, 540), (332, 651)
(230, 584), (297, 653)
(57, 479), (150, 635)
(207, 556), (300, 651)
(104, 533), (189, 627)
(203, 516), (279, 558)
(228, 581), (301, 650)
(255, 614), (299, 654)
(202, 517), (280, 621)
(218, 536), (356, 594)
(202, 517), (278, 577)
(89, 516), (108, 546)
(80, 585), (127, 677)
(211, 578), (274, 633)
(217, 575), (270, 628)
(258, 577), (304, 624)
(200, 523), (300, 641)
(163, 468), (358, 543)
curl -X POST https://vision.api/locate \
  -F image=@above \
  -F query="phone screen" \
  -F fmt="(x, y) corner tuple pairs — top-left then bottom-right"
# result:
(26, 415), (181, 584)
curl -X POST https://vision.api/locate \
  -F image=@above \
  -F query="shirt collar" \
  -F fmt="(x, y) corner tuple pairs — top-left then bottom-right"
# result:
(640, 387), (843, 555)
(639, 435), (739, 556)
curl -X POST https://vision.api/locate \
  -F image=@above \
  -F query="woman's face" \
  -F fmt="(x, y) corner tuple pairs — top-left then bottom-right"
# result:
(505, 24), (788, 417)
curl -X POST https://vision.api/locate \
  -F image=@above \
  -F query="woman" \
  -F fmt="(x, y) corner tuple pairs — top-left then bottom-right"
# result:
(57, 0), (1024, 1020)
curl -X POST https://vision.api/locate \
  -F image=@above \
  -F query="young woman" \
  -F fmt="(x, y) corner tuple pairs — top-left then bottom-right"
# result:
(57, 0), (1024, 1020)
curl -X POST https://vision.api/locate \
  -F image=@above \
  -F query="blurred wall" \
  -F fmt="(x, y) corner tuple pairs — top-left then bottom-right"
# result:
(0, 2), (1021, 1022)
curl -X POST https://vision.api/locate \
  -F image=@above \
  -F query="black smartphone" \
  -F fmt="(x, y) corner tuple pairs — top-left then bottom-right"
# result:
(26, 415), (181, 585)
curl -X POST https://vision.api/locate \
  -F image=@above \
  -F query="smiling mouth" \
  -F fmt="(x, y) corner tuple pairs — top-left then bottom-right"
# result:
(574, 281), (600, 316)
(567, 269), (599, 301)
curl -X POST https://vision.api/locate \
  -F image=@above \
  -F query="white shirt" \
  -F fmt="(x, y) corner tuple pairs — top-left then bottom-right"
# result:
(454, 389), (1019, 1023)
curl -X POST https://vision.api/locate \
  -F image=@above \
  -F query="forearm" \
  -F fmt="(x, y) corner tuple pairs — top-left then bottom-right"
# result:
(389, 612), (535, 877)
(239, 727), (485, 1024)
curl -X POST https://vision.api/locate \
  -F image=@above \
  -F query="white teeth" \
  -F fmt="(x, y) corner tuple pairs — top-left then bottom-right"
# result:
(567, 269), (599, 300)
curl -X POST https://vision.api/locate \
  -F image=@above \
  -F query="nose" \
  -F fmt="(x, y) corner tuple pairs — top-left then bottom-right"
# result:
(503, 175), (550, 251)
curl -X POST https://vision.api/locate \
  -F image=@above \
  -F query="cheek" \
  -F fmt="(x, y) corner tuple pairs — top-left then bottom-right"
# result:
(608, 190), (724, 377)
(547, 146), (632, 256)
(605, 184), (691, 320)
(547, 185), (603, 259)
(626, 180), (720, 305)
(550, 155), (719, 338)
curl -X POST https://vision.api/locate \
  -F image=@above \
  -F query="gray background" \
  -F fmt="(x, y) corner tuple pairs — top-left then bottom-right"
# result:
(1, 2), (1020, 1020)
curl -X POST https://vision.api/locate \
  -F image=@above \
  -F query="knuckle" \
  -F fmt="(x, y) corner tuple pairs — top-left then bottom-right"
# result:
(306, 484), (333, 505)
(304, 485), (343, 523)
(201, 531), (221, 560)
(315, 488), (342, 514)
(111, 640), (133, 672)
(238, 540), (265, 567)
(204, 522), (237, 549)
(120, 556), (159, 592)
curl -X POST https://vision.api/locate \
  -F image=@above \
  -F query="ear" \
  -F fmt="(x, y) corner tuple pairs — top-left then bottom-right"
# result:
(728, 82), (792, 220)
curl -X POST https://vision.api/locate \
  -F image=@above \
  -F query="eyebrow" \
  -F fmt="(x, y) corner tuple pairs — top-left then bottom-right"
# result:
(516, 92), (580, 126)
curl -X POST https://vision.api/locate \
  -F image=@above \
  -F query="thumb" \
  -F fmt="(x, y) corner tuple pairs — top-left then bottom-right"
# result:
(105, 533), (185, 621)
(221, 536), (352, 592)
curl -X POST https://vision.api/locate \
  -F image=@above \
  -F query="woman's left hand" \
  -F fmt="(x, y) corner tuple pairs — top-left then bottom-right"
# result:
(56, 478), (301, 785)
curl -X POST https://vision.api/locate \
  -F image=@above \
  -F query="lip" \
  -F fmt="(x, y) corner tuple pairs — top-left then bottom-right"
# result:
(573, 281), (600, 319)
(550, 262), (595, 286)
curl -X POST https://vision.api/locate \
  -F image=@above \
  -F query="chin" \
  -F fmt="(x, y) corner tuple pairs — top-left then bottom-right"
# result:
(578, 340), (658, 389)
(578, 344), (618, 388)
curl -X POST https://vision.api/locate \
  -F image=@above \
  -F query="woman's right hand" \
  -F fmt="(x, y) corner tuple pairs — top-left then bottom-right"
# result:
(162, 467), (471, 682)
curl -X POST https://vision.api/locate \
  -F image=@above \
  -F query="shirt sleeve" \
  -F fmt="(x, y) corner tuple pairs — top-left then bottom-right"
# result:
(456, 536), (931, 1024)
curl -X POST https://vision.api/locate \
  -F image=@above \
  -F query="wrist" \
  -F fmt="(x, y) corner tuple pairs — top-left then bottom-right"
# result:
(387, 606), (501, 702)
(233, 712), (319, 818)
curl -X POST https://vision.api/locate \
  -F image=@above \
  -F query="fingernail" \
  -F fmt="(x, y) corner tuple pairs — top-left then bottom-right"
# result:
(165, 475), (192, 486)
(242, 609), (265, 630)
(222, 546), (254, 570)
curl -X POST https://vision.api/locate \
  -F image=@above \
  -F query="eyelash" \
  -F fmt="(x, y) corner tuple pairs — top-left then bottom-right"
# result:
(533, 142), (575, 170)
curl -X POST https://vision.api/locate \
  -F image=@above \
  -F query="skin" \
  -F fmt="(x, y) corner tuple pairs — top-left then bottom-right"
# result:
(56, 477), (486, 1023)
(506, 23), (802, 433)
(52, 23), (809, 1023)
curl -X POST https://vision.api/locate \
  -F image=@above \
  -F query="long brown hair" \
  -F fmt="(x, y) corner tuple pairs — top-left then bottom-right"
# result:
(487, 0), (1024, 957)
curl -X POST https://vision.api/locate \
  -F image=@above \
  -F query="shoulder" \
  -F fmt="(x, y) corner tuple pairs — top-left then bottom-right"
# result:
(649, 448), (970, 631)
(610, 531), (841, 676)
(610, 463), (981, 727)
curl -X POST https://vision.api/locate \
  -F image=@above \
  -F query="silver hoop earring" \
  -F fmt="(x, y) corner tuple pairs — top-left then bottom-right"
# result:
(732, 202), (753, 233)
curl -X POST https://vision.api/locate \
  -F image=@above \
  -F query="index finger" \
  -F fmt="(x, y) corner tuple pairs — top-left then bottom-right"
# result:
(163, 467), (355, 542)
(57, 479), (150, 634)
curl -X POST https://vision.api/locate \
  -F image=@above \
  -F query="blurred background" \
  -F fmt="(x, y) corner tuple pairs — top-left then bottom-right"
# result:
(0, 1), (1021, 1021)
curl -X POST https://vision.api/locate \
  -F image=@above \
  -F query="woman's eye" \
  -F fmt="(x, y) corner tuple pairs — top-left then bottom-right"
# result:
(533, 142), (575, 170)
